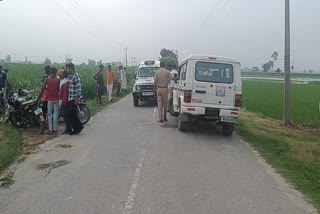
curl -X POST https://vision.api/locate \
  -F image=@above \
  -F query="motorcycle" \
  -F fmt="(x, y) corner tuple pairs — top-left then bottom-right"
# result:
(58, 98), (91, 125)
(7, 89), (45, 134)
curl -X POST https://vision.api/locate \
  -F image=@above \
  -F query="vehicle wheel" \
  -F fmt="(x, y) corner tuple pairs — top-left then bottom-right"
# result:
(133, 96), (139, 107)
(222, 124), (234, 136)
(168, 97), (178, 117)
(9, 112), (25, 128)
(178, 104), (191, 132)
(77, 105), (90, 125)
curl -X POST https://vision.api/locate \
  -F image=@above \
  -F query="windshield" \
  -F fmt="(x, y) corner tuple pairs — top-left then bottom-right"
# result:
(137, 67), (159, 77)
(195, 62), (233, 84)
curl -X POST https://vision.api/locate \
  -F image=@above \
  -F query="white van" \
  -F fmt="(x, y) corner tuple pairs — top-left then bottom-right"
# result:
(132, 60), (160, 106)
(170, 55), (242, 135)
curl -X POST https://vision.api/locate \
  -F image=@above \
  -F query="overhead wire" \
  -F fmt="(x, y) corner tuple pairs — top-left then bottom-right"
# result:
(178, 0), (234, 52)
(67, 0), (127, 48)
(50, 0), (119, 49)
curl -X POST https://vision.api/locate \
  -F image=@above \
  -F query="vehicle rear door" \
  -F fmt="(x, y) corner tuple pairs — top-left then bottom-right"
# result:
(191, 60), (235, 106)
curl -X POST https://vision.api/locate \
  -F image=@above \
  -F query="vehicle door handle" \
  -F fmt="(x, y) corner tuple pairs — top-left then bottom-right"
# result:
(195, 90), (206, 94)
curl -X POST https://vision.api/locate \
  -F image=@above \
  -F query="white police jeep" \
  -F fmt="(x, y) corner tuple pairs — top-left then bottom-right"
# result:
(132, 60), (160, 106)
(169, 55), (242, 135)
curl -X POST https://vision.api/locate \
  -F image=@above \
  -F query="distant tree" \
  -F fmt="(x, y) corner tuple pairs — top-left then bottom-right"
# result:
(275, 68), (281, 73)
(308, 69), (314, 74)
(269, 60), (275, 71)
(160, 48), (178, 68)
(160, 48), (177, 59)
(271, 51), (278, 62)
(252, 67), (259, 72)
(88, 59), (96, 66)
(44, 57), (52, 65)
(262, 62), (271, 72)
(5, 55), (11, 63)
(304, 70), (307, 74)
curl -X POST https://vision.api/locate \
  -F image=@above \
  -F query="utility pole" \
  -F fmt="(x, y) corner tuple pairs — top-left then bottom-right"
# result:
(124, 47), (128, 67)
(283, 0), (291, 126)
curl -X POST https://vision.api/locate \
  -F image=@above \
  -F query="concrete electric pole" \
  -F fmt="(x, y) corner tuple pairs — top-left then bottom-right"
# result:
(283, 0), (291, 126)
(124, 47), (128, 67)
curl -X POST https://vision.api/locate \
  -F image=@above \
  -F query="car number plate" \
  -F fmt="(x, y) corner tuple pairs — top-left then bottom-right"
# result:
(142, 92), (154, 96)
(34, 108), (43, 115)
(221, 116), (236, 123)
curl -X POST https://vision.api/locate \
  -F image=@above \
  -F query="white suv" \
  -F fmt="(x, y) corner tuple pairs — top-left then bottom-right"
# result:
(132, 60), (160, 106)
(170, 55), (242, 135)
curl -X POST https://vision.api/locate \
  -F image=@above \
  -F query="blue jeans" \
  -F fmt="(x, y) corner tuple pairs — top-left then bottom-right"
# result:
(47, 100), (59, 131)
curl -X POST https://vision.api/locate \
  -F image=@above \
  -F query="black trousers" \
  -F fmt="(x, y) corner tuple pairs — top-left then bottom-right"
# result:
(116, 82), (121, 96)
(62, 105), (71, 133)
(68, 100), (84, 133)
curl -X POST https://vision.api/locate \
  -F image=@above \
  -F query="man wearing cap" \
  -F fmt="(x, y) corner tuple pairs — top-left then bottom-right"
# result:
(154, 61), (175, 123)
(106, 65), (115, 102)
(94, 65), (105, 105)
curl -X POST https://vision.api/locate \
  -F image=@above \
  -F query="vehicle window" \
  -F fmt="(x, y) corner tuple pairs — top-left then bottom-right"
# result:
(195, 62), (233, 84)
(137, 67), (159, 77)
(180, 62), (188, 80)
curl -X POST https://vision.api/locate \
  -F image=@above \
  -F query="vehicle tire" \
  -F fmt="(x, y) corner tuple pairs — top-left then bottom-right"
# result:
(77, 105), (90, 125)
(222, 124), (234, 136)
(168, 97), (178, 117)
(9, 112), (25, 128)
(133, 96), (139, 107)
(178, 104), (191, 132)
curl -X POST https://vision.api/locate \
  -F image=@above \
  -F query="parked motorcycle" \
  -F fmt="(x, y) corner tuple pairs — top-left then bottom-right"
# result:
(58, 98), (91, 125)
(7, 89), (45, 134)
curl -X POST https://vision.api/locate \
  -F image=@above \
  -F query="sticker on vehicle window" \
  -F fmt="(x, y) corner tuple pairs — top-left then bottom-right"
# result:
(216, 86), (226, 97)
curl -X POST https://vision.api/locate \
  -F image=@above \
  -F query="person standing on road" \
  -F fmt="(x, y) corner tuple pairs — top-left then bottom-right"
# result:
(40, 67), (60, 134)
(66, 63), (84, 135)
(154, 61), (174, 123)
(116, 65), (123, 96)
(122, 67), (127, 90)
(106, 65), (115, 102)
(94, 65), (105, 105)
(59, 70), (70, 135)
(41, 65), (51, 121)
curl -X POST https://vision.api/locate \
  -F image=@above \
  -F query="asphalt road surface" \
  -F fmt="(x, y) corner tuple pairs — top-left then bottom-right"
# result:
(0, 96), (317, 214)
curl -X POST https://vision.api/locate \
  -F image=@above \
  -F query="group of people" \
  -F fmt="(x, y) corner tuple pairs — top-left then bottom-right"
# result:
(93, 64), (127, 105)
(40, 63), (84, 135)
(154, 62), (178, 123)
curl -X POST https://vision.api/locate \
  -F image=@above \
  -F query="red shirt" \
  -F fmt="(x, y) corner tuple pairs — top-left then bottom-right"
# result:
(59, 81), (69, 106)
(46, 77), (60, 101)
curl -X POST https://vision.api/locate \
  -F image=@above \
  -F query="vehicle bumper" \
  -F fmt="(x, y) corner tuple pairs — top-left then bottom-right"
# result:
(180, 106), (239, 123)
(133, 91), (156, 100)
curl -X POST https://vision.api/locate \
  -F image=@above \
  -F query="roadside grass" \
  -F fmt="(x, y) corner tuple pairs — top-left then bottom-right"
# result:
(236, 111), (320, 210)
(0, 124), (22, 173)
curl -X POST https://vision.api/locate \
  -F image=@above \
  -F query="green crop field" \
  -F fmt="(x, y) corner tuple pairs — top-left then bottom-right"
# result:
(242, 80), (320, 127)
(1, 63), (135, 100)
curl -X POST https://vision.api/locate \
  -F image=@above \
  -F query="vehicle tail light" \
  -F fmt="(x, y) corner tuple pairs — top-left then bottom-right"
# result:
(183, 90), (192, 103)
(235, 94), (242, 107)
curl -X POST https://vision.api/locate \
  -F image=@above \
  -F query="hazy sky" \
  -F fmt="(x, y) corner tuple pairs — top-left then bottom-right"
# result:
(0, 0), (319, 70)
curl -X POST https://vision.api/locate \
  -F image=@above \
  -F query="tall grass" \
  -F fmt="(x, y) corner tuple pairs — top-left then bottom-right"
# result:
(242, 80), (320, 127)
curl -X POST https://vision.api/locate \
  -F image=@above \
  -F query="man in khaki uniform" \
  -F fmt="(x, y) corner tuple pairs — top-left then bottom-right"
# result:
(154, 62), (174, 123)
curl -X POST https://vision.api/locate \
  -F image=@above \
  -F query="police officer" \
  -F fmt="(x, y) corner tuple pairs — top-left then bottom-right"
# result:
(154, 61), (174, 123)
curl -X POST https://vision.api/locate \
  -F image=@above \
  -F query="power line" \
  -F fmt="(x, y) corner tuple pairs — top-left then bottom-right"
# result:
(178, 0), (233, 52)
(50, 0), (118, 49)
(68, 0), (127, 48)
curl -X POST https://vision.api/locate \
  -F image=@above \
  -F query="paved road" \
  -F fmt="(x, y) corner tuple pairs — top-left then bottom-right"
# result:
(0, 96), (316, 214)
